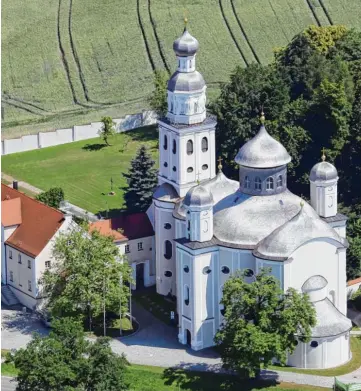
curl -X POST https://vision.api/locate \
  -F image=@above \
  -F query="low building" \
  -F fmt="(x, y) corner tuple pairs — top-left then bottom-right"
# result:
(1, 184), (72, 309)
(90, 213), (155, 290)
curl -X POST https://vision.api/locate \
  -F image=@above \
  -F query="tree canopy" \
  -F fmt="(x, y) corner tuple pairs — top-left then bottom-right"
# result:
(99, 117), (116, 146)
(148, 69), (168, 117)
(36, 187), (65, 209)
(215, 268), (316, 378)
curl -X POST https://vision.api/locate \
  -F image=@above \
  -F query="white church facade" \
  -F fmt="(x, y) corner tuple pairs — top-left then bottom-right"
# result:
(150, 24), (352, 369)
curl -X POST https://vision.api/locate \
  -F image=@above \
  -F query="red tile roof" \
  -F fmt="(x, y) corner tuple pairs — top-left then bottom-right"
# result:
(90, 213), (154, 242)
(1, 184), (65, 257)
(348, 277), (361, 286)
(2, 197), (22, 226)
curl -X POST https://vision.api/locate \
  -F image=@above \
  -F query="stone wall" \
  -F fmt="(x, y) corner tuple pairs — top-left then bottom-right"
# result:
(2, 110), (157, 155)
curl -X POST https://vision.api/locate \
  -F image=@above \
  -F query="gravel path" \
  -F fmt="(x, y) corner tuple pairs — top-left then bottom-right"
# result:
(1, 173), (42, 194)
(2, 305), (360, 388)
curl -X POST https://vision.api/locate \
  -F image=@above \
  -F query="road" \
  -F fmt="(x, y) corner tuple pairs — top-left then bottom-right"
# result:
(2, 377), (16, 391)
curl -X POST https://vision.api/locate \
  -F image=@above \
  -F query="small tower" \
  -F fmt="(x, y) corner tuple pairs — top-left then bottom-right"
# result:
(310, 150), (338, 218)
(183, 184), (213, 242)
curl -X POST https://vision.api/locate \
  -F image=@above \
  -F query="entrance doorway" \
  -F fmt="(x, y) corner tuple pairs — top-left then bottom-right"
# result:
(136, 263), (145, 290)
(186, 329), (191, 346)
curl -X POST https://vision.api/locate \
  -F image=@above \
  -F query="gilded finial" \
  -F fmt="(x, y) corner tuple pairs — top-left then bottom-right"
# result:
(196, 171), (201, 185)
(321, 147), (326, 162)
(184, 10), (188, 29)
(300, 200), (304, 208)
(260, 110), (265, 125)
(217, 156), (223, 172)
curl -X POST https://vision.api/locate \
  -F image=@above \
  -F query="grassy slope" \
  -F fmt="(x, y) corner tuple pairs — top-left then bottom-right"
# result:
(1, 126), (158, 214)
(2, 0), (359, 138)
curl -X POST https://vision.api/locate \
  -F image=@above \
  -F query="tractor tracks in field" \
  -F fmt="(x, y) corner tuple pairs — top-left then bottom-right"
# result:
(137, 0), (156, 71)
(1, 99), (44, 116)
(305, 0), (333, 26)
(305, 0), (322, 26)
(318, 0), (333, 25)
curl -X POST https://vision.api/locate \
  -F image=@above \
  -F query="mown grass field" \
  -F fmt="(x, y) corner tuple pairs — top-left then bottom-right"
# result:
(2, 0), (361, 138)
(1, 126), (158, 214)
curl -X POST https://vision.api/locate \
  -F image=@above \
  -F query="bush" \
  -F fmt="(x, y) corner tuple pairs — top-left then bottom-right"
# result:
(36, 187), (64, 209)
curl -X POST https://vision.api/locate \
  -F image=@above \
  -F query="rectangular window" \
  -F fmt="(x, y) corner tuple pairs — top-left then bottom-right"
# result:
(125, 245), (130, 254)
(45, 261), (51, 269)
(18, 254), (22, 264)
(9, 250), (12, 259)
(10, 271), (14, 282)
(28, 260), (31, 269)
(138, 242), (143, 251)
(28, 280), (32, 292)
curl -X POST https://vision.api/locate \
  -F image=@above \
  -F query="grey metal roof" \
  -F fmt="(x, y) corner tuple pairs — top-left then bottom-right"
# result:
(309, 298), (352, 337)
(320, 213), (348, 223)
(168, 71), (205, 92)
(302, 275), (328, 291)
(183, 185), (213, 208)
(173, 28), (199, 57)
(253, 204), (345, 261)
(175, 236), (254, 251)
(159, 114), (216, 129)
(235, 125), (291, 169)
(153, 183), (179, 203)
(310, 161), (338, 182)
(213, 189), (315, 248)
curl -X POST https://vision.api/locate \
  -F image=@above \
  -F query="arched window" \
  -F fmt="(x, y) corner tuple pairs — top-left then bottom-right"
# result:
(201, 137), (208, 152)
(183, 266), (189, 273)
(164, 240), (172, 260)
(329, 290), (335, 305)
(184, 285), (190, 306)
(310, 341), (319, 348)
(194, 101), (198, 113)
(172, 139), (176, 154)
(163, 135), (168, 150)
(277, 175), (283, 188)
(266, 177), (274, 190)
(189, 59), (192, 68)
(255, 177), (262, 190)
(244, 176), (250, 189)
(187, 140), (193, 155)
(170, 101), (174, 113)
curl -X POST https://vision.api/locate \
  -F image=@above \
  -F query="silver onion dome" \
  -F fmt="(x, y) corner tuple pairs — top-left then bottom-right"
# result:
(173, 28), (199, 57)
(183, 185), (213, 208)
(310, 154), (338, 181)
(167, 71), (205, 92)
(235, 122), (291, 169)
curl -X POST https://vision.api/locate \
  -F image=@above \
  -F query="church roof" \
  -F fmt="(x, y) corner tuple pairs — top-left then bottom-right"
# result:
(168, 71), (205, 92)
(153, 183), (179, 203)
(235, 125), (291, 169)
(213, 189), (313, 249)
(183, 185), (213, 208)
(253, 203), (346, 261)
(173, 28), (199, 57)
(310, 161), (338, 182)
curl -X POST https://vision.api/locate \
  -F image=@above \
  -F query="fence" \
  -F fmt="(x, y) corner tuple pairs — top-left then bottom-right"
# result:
(1, 110), (157, 155)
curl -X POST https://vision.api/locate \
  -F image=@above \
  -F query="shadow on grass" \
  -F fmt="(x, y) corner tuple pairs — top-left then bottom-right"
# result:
(96, 208), (126, 219)
(82, 143), (107, 151)
(162, 366), (279, 391)
(128, 125), (158, 146)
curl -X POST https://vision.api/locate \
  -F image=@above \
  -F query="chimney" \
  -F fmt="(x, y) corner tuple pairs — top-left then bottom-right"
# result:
(13, 181), (18, 190)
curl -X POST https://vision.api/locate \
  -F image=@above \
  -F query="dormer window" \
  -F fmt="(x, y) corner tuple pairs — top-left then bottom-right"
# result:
(277, 175), (283, 188)
(255, 177), (262, 190)
(201, 137), (208, 152)
(244, 176), (250, 189)
(187, 140), (193, 155)
(266, 177), (274, 190)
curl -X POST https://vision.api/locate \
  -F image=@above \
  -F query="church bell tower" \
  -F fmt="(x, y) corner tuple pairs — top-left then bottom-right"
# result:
(157, 19), (217, 197)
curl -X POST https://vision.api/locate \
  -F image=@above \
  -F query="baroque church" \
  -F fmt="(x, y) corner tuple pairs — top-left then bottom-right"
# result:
(149, 23), (352, 369)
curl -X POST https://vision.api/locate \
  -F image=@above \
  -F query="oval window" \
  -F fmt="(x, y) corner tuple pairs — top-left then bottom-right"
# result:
(202, 164), (208, 170)
(202, 266), (211, 275)
(244, 269), (254, 278)
(221, 266), (230, 274)
(164, 271), (172, 278)
(164, 162), (168, 167)
(310, 341), (318, 348)
(173, 166), (177, 172)
(187, 167), (194, 173)
(184, 266), (189, 273)
(164, 240), (172, 260)
(164, 223), (171, 230)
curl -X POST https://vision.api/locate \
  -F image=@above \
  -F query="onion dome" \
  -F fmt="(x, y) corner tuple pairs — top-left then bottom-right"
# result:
(173, 28), (199, 57)
(167, 71), (205, 92)
(302, 275), (328, 292)
(310, 152), (338, 182)
(183, 185), (213, 208)
(235, 114), (291, 169)
(253, 202), (345, 261)
(153, 183), (179, 203)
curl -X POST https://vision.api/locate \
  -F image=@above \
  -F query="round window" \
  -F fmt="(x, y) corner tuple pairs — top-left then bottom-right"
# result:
(202, 164), (208, 170)
(244, 269), (254, 278)
(183, 266), (189, 273)
(187, 167), (194, 173)
(221, 266), (230, 274)
(202, 266), (211, 275)
(164, 162), (168, 167)
(164, 223), (171, 230)
(293, 340), (299, 346)
(310, 341), (318, 348)
(164, 271), (172, 278)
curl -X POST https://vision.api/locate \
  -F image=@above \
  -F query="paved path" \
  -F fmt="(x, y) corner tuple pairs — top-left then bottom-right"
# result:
(2, 304), (361, 389)
(2, 173), (42, 194)
(2, 377), (16, 391)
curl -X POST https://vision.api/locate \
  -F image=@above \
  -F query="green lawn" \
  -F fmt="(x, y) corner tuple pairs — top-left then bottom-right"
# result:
(2, 0), (360, 137)
(2, 126), (158, 215)
(269, 336), (361, 377)
(1, 361), (329, 390)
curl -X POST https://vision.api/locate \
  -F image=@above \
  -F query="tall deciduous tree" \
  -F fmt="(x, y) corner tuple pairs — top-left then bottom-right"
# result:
(122, 145), (158, 213)
(99, 116), (116, 146)
(36, 187), (65, 209)
(148, 69), (168, 117)
(215, 268), (316, 378)
(41, 222), (132, 331)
